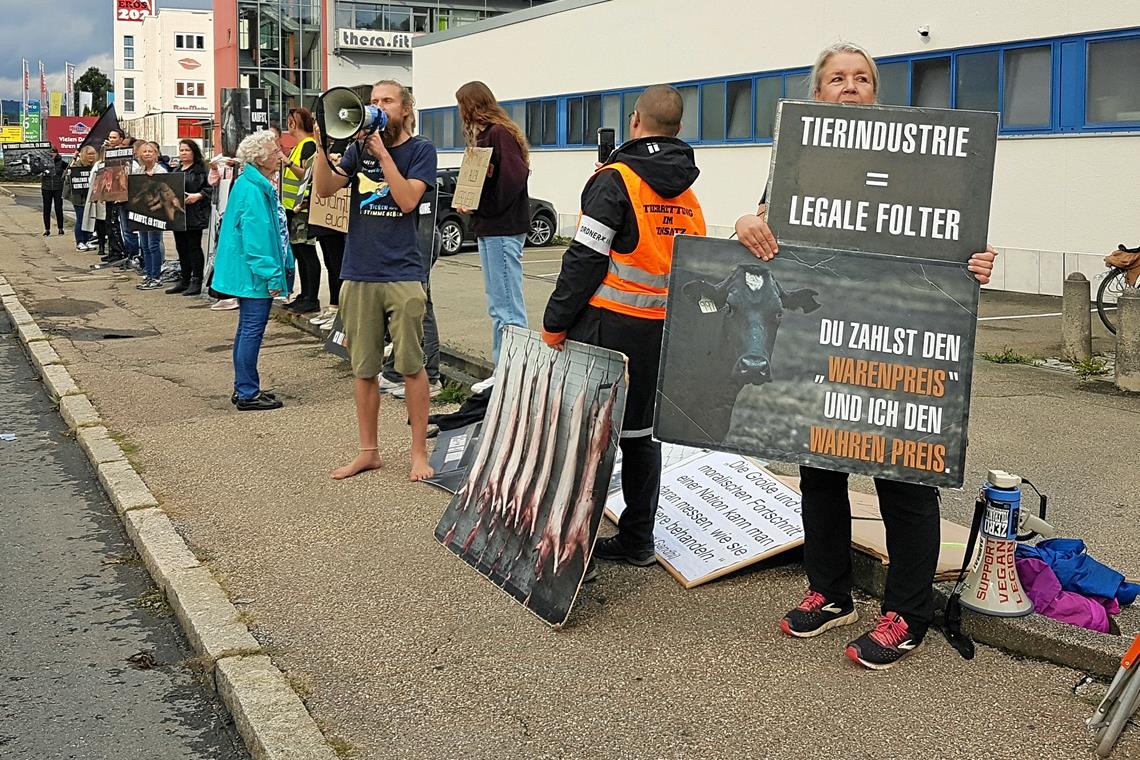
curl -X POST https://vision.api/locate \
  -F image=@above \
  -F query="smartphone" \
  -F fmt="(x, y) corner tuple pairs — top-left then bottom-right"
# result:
(597, 127), (616, 164)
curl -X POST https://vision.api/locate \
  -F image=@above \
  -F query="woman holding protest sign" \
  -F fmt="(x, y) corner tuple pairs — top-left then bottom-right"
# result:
(134, 141), (169, 290)
(66, 145), (98, 250)
(212, 129), (294, 412)
(280, 107), (321, 315)
(733, 42), (997, 670)
(167, 139), (212, 295)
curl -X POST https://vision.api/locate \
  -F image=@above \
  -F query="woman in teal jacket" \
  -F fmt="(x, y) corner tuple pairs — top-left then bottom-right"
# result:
(213, 130), (295, 411)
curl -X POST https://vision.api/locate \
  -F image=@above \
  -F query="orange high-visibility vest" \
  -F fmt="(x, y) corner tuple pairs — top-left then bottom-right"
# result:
(587, 161), (706, 320)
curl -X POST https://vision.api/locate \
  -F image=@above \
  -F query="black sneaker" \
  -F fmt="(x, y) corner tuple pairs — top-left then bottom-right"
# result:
(780, 589), (859, 638)
(235, 394), (283, 412)
(231, 390), (276, 405)
(582, 560), (599, 583)
(592, 535), (656, 566)
(845, 612), (922, 670)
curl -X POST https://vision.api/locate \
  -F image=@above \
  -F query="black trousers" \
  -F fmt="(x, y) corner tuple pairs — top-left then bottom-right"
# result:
(173, 229), (205, 281)
(568, 307), (665, 550)
(799, 465), (940, 637)
(317, 233), (344, 306)
(293, 242), (321, 305)
(93, 218), (107, 252)
(42, 189), (63, 231)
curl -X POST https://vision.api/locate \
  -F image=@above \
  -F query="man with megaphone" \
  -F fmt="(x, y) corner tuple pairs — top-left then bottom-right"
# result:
(312, 80), (439, 483)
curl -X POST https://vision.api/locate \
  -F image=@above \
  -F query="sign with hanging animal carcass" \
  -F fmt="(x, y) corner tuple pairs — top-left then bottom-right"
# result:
(434, 327), (627, 627)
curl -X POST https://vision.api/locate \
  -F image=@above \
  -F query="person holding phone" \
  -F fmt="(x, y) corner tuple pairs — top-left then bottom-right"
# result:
(543, 84), (705, 577)
(734, 42), (997, 670)
(454, 81), (531, 383)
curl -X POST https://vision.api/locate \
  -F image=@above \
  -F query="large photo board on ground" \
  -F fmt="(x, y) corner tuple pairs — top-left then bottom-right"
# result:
(435, 327), (627, 627)
(655, 103), (997, 489)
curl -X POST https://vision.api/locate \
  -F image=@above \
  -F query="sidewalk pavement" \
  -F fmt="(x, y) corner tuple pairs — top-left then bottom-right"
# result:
(2, 184), (1138, 759)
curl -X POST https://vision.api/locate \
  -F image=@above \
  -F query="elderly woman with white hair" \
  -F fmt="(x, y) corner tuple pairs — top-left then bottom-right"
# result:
(734, 42), (998, 670)
(212, 129), (294, 411)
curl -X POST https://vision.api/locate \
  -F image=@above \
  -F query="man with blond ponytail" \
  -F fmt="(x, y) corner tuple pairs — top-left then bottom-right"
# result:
(455, 81), (532, 379)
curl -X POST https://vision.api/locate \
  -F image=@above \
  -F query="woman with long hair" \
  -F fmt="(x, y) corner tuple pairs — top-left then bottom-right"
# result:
(167, 139), (213, 295)
(280, 106), (321, 314)
(455, 81), (531, 379)
(66, 145), (98, 250)
(134, 141), (168, 290)
(212, 130), (294, 411)
(735, 42), (997, 670)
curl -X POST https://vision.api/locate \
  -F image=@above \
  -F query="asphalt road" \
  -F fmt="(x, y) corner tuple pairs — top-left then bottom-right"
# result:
(0, 310), (247, 760)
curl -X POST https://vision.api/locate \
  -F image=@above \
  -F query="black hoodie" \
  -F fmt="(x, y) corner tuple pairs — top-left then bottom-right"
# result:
(543, 136), (700, 333)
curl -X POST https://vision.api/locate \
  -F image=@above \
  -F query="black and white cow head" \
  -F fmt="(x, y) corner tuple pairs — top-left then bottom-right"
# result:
(682, 264), (821, 386)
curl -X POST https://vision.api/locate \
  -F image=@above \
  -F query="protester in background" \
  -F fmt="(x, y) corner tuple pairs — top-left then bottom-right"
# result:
(312, 79), (437, 481)
(66, 145), (98, 250)
(311, 228), (344, 328)
(212, 129), (294, 412)
(280, 107), (321, 314)
(41, 147), (67, 236)
(207, 153), (241, 311)
(382, 226), (443, 399)
(134, 141), (168, 290)
(118, 136), (142, 267)
(543, 85), (705, 582)
(167, 139), (212, 295)
(733, 42), (998, 670)
(455, 81), (531, 389)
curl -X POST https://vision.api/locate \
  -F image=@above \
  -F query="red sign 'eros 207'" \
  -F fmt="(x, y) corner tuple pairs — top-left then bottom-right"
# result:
(117, 0), (152, 22)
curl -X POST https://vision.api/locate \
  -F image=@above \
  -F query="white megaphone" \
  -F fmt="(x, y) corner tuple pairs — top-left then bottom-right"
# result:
(315, 87), (388, 141)
(959, 470), (1055, 617)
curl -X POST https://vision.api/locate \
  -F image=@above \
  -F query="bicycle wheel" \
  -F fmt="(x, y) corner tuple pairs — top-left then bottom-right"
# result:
(1097, 268), (1128, 335)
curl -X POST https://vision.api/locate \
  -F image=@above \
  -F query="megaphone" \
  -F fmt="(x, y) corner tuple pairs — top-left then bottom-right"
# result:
(315, 87), (388, 141)
(959, 470), (1055, 617)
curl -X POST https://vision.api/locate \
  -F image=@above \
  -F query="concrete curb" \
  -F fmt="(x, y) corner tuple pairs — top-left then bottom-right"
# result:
(0, 287), (340, 760)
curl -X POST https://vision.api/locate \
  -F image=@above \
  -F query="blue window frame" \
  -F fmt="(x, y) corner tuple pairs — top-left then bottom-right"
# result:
(418, 27), (1140, 151)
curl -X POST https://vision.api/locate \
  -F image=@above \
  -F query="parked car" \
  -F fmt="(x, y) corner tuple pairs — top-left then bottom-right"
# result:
(434, 168), (558, 255)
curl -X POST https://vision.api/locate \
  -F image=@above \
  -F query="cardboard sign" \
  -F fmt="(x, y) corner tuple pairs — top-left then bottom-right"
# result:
(605, 451), (804, 588)
(127, 173), (186, 231)
(308, 187), (350, 234)
(451, 146), (493, 210)
(435, 327), (628, 628)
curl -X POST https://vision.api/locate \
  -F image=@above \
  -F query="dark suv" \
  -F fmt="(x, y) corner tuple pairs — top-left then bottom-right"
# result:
(434, 168), (558, 255)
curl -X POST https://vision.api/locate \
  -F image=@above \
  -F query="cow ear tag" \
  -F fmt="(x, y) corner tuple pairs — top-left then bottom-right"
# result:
(698, 297), (718, 314)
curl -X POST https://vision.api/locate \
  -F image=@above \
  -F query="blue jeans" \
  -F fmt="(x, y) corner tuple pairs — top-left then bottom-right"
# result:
(233, 298), (272, 400)
(72, 204), (91, 244)
(139, 230), (163, 279)
(477, 233), (527, 363)
(117, 204), (139, 255)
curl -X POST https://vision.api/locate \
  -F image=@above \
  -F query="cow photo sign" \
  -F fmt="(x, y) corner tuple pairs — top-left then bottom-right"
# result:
(656, 102), (997, 489)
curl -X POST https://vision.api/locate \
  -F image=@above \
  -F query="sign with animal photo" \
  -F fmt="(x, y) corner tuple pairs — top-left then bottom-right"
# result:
(435, 327), (627, 627)
(127, 173), (186, 231)
(91, 146), (134, 203)
(1, 141), (52, 178)
(451, 146), (492, 210)
(656, 236), (979, 488)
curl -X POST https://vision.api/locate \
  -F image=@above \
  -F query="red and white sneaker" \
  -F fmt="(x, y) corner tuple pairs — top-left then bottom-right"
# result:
(845, 612), (922, 670)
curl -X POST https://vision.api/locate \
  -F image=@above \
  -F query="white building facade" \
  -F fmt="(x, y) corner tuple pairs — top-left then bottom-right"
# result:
(412, 0), (1140, 295)
(114, 4), (214, 152)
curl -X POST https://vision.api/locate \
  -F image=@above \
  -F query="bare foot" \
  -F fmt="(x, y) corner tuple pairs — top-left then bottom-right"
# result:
(409, 451), (434, 482)
(331, 450), (384, 480)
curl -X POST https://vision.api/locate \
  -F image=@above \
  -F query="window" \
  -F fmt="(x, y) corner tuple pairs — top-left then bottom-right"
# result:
(175, 33), (206, 50)
(912, 57), (950, 107)
(525, 99), (557, 146)
(877, 62), (908, 106)
(700, 82), (725, 141)
(567, 97), (584, 145)
(602, 93), (620, 134)
(123, 35), (135, 70)
(956, 51), (999, 111)
(178, 118), (204, 139)
(753, 76), (781, 140)
(677, 85), (698, 142)
(176, 81), (206, 98)
(123, 77), (135, 113)
(784, 70), (812, 100)
(525, 100), (541, 146)
(542, 100), (557, 145)
(1087, 37), (1140, 124)
(1003, 45), (1051, 128)
(584, 95), (602, 143)
(622, 90), (643, 142)
(727, 79), (751, 139)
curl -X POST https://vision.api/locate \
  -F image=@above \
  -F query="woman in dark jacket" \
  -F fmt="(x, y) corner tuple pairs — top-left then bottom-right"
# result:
(167, 139), (213, 295)
(41, 148), (67, 236)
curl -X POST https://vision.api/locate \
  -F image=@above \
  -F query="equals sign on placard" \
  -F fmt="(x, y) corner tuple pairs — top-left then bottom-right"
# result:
(865, 172), (889, 187)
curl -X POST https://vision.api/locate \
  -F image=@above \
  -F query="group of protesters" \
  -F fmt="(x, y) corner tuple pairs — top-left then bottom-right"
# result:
(40, 41), (1003, 672)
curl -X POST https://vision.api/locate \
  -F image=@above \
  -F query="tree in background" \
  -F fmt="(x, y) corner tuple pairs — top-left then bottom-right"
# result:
(74, 67), (113, 116)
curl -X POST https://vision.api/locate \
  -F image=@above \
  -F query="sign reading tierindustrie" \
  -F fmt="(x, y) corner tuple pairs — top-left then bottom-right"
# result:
(336, 28), (418, 52)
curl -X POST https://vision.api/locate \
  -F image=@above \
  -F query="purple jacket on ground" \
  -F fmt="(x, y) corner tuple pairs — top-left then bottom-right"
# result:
(1016, 557), (1120, 633)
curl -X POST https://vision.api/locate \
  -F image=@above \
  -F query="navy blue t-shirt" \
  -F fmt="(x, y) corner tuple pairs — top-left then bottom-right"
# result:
(338, 136), (437, 283)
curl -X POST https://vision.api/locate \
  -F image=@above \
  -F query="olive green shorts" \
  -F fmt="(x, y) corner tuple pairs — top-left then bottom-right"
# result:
(339, 280), (426, 379)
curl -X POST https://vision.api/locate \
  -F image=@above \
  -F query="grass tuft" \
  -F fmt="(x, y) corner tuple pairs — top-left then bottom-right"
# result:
(980, 347), (1037, 365)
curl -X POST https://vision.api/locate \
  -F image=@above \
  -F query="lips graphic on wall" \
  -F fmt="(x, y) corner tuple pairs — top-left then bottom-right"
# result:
(178, 58), (201, 70)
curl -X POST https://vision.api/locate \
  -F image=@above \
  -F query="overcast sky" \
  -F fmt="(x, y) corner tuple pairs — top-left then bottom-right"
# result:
(0, 0), (212, 101)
